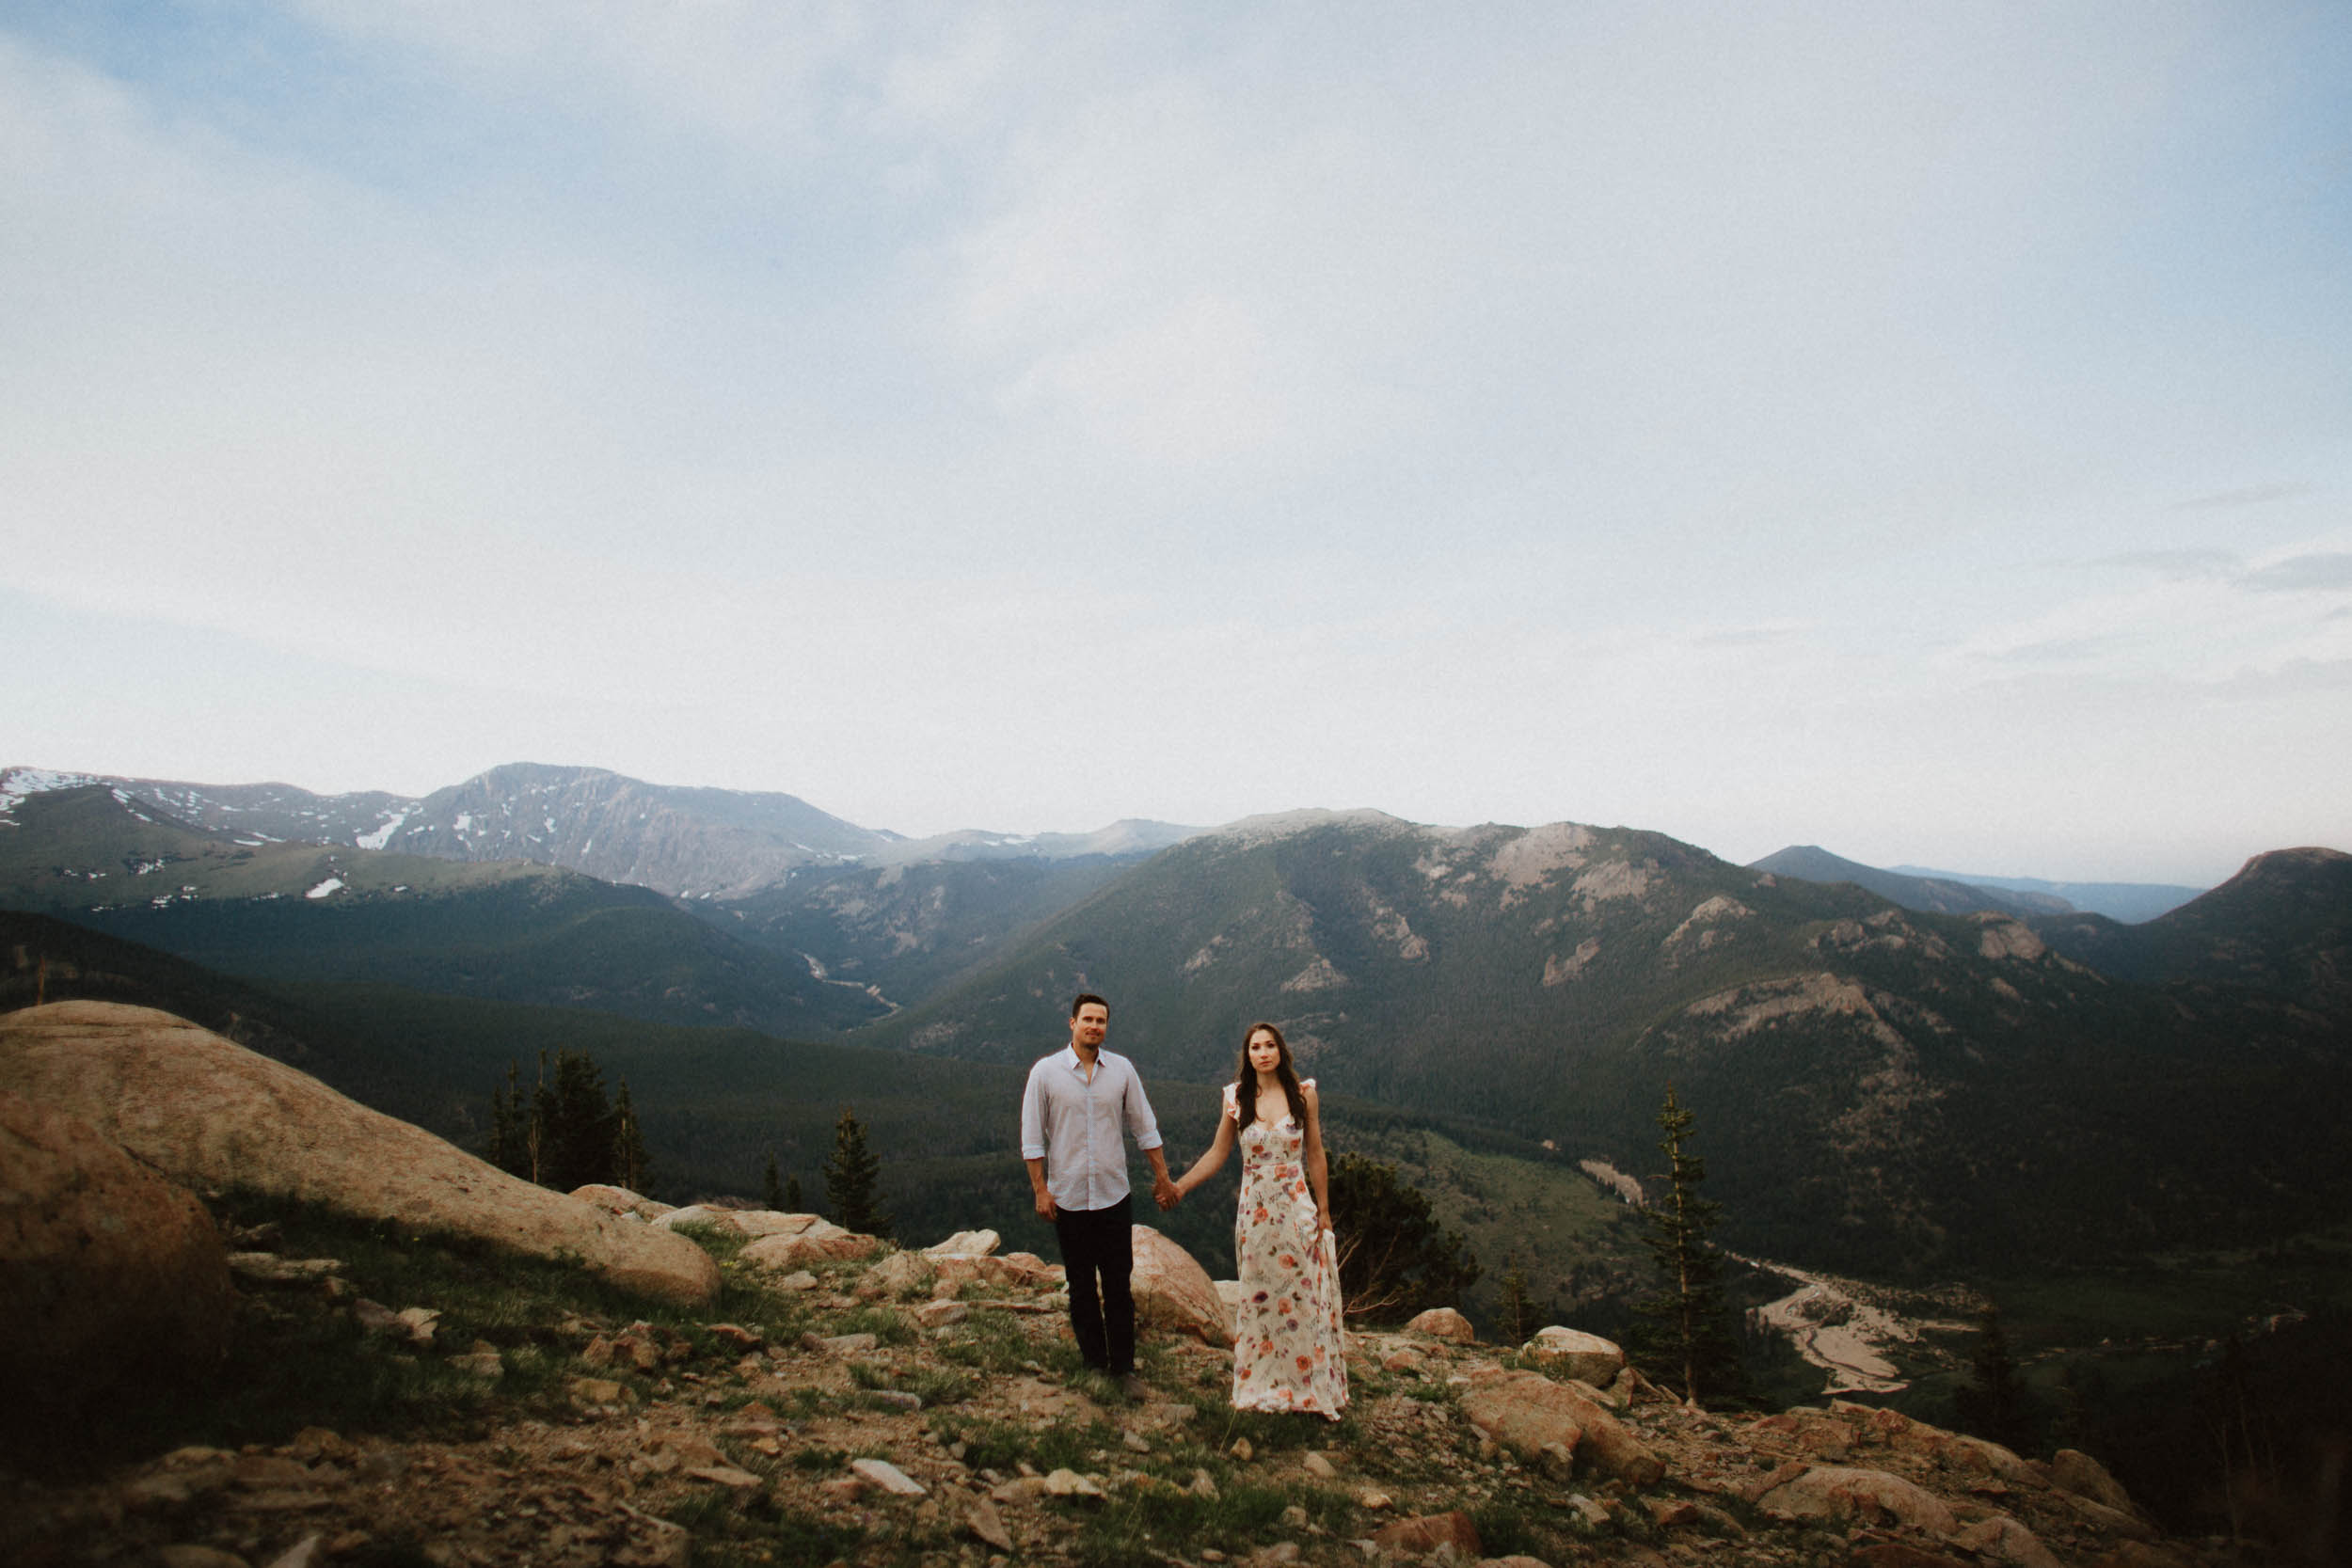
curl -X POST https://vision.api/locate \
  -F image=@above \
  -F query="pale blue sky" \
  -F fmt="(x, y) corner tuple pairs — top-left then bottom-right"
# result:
(4, 2), (2348, 884)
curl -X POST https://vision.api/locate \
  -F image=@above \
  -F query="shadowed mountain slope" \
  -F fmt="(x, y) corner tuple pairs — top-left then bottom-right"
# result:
(0, 785), (889, 1034)
(2031, 847), (2352, 1014)
(860, 813), (2352, 1275)
(1748, 845), (2071, 919)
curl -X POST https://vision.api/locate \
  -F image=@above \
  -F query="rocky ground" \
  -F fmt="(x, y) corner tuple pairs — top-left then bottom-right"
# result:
(0, 1203), (2278, 1568)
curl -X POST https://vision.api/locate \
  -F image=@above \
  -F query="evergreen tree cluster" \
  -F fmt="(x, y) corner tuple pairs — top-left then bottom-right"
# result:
(486, 1049), (648, 1193)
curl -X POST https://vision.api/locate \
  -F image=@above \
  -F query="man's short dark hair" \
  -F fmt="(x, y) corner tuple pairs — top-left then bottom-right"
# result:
(1071, 992), (1109, 1019)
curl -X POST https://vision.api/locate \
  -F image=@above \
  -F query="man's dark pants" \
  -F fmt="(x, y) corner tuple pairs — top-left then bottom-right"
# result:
(1053, 1194), (1135, 1375)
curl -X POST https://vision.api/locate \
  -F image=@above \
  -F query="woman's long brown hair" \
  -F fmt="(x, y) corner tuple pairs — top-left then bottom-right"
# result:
(1230, 1021), (1310, 1129)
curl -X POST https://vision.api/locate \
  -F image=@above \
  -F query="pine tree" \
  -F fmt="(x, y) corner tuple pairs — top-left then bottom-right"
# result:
(763, 1149), (784, 1211)
(487, 1060), (528, 1177)
(1327, 1151), (1480, 1322)
(1633, 1082), (1742, 1405)
(612, 1079), (649, 1193)
(528, 1049), (621, 1193)
(1498, 1252), (1537, 1346)
(822, 1107), (891, 1238)
(784, 1173), (803, 1211)
(1955, 1304), (2030, 1450)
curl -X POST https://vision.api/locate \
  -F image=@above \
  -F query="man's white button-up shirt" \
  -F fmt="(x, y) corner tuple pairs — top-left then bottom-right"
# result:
(1020, 1045), (1164, 1212)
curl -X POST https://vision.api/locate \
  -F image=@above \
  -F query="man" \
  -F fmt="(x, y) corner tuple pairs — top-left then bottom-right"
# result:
(1021, 992), (1179, 1397)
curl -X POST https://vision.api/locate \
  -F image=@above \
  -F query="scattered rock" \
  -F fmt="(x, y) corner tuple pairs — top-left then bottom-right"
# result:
(739, 1219), (882, 1271)
(1042, 1467), (1104, 1499)
(567, 1376), (636, 1409)
(685, 1463), (765, 1491)
(227, 1253), (343, 1285)
(850, 1458), (928, 1497)
(1303, 1450), (1339, 1480)
(449, 1343), (503, 1380)
(707, 1322), (763, 1352)
(860, 1248), (938, 1299)
(964, 1492), (1014, 1550)
(1951, 1513), (2066, 1568)
(1381, 1346), (1427, 1373)
(1370, 1510), (1481, 1558)
(262, 1535), (325, 1568)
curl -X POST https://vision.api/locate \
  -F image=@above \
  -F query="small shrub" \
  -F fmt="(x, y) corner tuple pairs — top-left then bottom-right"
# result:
(787, 1445), (848, 1473)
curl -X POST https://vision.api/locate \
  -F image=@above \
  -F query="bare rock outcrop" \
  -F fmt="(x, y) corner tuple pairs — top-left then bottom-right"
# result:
(739, 1217), (883, 1271)
(567, 1184), (675, 1223)
(0, 1088), (234, 1404)
(652, 1205), (818, 1238)
(1460, 1366), (1664, 1487)
(0, 1003), (718, 1306)
(926, 1228), (1000, 1257)
(1754, 1463), (1959, 1534)
(1131, 1225), (1232, 1346)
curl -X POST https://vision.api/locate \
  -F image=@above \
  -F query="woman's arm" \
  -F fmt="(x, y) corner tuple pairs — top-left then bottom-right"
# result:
(1301, 1082), (1332, 1230)
(1174, 1109), (1235, 1198)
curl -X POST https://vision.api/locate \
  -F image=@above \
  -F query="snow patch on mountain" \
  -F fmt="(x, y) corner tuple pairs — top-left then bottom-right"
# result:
(356, 812), (410, 850)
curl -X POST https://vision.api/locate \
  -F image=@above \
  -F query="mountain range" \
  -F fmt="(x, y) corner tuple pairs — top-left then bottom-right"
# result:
(1746, 846), (2204, 924)
(4, 760), (2344, 1281)
(0, 764), (1195, 901)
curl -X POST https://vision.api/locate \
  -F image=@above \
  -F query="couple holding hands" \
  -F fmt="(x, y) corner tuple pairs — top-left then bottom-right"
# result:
(1020, 993), (1347, 1420)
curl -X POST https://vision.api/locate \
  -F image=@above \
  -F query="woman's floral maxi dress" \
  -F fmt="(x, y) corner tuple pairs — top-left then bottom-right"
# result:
(1225, 1081), (1348, 1418)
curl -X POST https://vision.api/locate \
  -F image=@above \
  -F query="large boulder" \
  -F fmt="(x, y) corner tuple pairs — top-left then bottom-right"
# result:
(0, 1088), (234, 1406)
(1754, 1465), (1959, 1534)
(0, 1003), (719, 1306)
(2050, 1448), (2139, 1516)
(1949, 1513), (2064, 1568)
(1131, 1225), (1232, 1346)
(739, 1218), (883, 1271)
(1522, 1325), (1625, 1385)
(1461, 1367), (1664, 1487)
(1404, 1307), (1474, 1341)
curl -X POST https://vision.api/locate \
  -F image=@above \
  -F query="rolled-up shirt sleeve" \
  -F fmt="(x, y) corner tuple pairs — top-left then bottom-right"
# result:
(1019, 1060), (1049, 1161)
(1123, 1069), (1163, 1151)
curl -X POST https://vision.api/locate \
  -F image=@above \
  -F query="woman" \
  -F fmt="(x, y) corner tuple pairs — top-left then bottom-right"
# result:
(1171, 1022), (1348, 1419)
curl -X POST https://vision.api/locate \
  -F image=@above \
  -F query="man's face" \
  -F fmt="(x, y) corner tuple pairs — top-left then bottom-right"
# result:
(1070, 1003), (1109, 1052)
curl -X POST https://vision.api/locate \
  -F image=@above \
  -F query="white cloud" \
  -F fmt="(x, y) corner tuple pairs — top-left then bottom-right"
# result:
(4, 3), (2350, 883)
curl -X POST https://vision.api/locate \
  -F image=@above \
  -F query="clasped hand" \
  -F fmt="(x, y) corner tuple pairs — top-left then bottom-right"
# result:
(1153, 1175), (1183, 1212)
